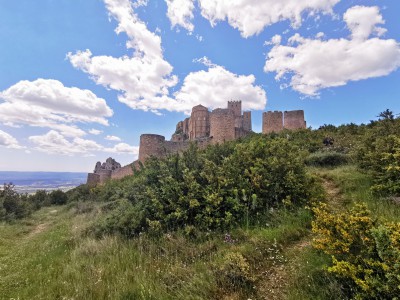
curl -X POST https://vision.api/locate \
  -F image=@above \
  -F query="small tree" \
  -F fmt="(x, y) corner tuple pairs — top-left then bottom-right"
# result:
(49, 190), (68, 205)
(377, 109), (395, 121)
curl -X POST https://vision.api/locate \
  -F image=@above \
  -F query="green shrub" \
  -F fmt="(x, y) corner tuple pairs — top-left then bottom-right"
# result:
(0, 183), (32, 220)
(28, 189), (50, 209)
(90, 135), (321, 237)
(49, 190), (68, 205)
(216, 252), (254, 290)
(312, 203), (400, 299)
(305, 151), (349, 167)
(89, 199), (146, 238)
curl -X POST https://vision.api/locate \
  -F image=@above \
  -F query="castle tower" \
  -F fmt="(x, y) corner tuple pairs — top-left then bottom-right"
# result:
(138, 134), (167, 163)
(189, 105), (210, 140)
(210, 109), (235, 144)
(243, 111), (252, 131)
(228, 101), (242, 117)
(283, 110), (306, 130)
(262, 111), (283, 134)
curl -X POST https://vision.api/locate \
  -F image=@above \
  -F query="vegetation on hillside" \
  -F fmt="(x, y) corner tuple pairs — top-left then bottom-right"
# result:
(1, 110), (400, 299)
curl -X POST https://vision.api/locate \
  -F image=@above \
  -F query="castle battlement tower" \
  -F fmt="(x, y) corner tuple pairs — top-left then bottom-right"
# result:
(228, 100), (242, 117)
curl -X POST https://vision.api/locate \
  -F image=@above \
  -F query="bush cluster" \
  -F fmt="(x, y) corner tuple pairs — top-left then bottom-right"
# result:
(0, 183), (68, 221)
(356, 117), (400, 196)
(90, 135), (321, 236)
(312, 203), (400, 299)
(305, 150), (349, 167)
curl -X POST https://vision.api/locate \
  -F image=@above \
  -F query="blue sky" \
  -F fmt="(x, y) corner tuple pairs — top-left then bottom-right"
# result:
(0, 0), (399, 172)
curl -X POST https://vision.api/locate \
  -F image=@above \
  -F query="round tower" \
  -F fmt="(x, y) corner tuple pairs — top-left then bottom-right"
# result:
(139, 134), (166, 163)
(210, 109), (235, 144)
(189, 105), (210, 140)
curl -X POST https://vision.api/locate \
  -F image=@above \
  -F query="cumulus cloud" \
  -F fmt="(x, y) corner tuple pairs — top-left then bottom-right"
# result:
(344, 6), (386, 40)
(0, 130), (23, 149)
(175, 58), (267, 112)
(29, 130), (138, 156)
(67, 0), (178, 114)
(0, 79), (113, 137)
(105, 143), (139, 154)
(165, 0), (195, 32)
(264, 6), (400, 96)
(89, 129), (103, 135)
(197, 0), (340, 38)
(29, 130), (103, 155)
(105, 135), (122, 141)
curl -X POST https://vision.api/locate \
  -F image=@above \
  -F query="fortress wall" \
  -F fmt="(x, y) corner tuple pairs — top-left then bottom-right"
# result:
(111, 165), (133, 180)
(234, 116), (243, 128)
(228, 101), (242, 117)
(196, 138), (212, 149)
(262, 111), (283, 134)
(210, 109), (236, 144)
(139, 134), (167, 163)
(97, 169), (112, 185)
(165, 140), (191, 154)
(243, 111), (252, 131)
(284, 110), (306, 130)
(87, 173), (100, 187)
(235, 127), (248, 139)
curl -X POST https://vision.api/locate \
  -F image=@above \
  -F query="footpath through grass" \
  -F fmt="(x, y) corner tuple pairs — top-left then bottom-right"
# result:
(1, 165), (398, 299)
(285, 165), (400, 299)
(0, 203), (312, 299)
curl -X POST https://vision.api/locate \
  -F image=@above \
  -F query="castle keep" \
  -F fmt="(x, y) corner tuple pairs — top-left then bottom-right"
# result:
(87, 101), (306, 185)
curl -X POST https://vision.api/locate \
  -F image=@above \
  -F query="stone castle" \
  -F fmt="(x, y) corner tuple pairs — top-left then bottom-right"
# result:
(87, 101), (306, 186)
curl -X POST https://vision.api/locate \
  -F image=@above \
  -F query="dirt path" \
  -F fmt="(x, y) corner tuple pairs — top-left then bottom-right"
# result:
(256, 177), (343, 300)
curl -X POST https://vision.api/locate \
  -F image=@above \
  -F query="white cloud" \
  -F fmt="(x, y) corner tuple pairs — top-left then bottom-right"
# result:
(68, 0), (268, 115)
(264, 6), (400, 96)
(29, 130), (138, 156)
(89, 129), (103, 135)
(0, 79), (113, 137)
(0, 130), (23, 149)
(67, 0), (178, 114)
(165, 0), (195, 32)
(198, 0), (340, 38)
(105, 135), (122, 141)
(68, 49), (178, 113)
(105, 143), (139, 155)
(29, 130), (102, 155)
(175, 59), (267, 112)
(344, 6), (386, 40)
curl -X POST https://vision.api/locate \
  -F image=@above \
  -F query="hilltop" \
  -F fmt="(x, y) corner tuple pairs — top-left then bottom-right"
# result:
(1, 112), (400, 299)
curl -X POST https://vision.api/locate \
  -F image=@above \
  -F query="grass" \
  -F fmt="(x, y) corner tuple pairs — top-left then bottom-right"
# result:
(310, 165), (400, 221)
(284, 164), (400, 299)
(0, 201), (313, 299)
(1, 164), (398, 299)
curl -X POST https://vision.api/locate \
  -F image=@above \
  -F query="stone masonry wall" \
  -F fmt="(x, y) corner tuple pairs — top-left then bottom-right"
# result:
(98, 169), (112, 185)
(87, 173), (100, 187)
(228, 101), (242, 117)
(111, 164), (134, 180)
(243, 111), (252, 131)
(139, 134), (167, 163)
(210, 109), (236, 144)
(284, 110), (306, 130)
(262, 111), (283, 133)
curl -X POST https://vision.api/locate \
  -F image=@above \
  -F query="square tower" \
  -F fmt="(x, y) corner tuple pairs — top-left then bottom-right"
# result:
(228, 101), (242, 117)
(283, 110), (306, 130)
(262, 111), (283, 134)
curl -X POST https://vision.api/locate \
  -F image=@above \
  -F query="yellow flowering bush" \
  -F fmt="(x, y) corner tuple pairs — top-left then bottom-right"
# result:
(312, 203), (400, 299)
